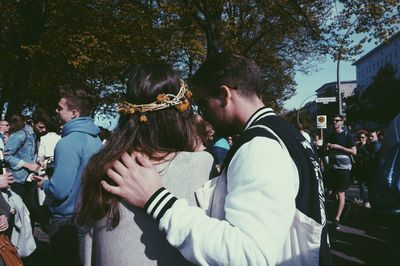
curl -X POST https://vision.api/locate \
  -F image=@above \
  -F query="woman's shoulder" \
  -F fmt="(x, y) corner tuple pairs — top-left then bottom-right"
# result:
(160, 151), (213, 199)
(177, 150), (214, 162)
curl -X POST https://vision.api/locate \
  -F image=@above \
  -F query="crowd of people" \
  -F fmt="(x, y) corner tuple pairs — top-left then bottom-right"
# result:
(0, 52), (397, 266)
(304, 117), (385, 216)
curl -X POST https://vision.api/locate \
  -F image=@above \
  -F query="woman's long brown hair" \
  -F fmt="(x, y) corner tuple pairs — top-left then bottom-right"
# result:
(76, 63), (199, 229)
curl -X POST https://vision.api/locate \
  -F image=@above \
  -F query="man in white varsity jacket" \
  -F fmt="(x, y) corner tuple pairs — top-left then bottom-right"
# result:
(103, 53), (332, 266)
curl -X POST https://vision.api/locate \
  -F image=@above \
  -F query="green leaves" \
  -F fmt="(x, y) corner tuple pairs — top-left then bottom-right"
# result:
(0, 0), (398, 119)
(346, 64), (400, 124)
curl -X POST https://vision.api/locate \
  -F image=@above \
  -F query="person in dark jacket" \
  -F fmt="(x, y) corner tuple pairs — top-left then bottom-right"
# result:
(352, 131), (370, 207)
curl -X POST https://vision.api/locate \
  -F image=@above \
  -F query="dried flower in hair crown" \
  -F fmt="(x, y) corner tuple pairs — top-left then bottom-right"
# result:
(118, 79), (192, 122)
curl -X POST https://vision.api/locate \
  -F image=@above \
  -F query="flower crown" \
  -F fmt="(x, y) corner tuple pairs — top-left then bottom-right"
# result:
(118, 79), (192, 123)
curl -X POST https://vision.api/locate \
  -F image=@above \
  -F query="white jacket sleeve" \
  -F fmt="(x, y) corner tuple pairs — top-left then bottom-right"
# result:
(145, 137), (299, 265)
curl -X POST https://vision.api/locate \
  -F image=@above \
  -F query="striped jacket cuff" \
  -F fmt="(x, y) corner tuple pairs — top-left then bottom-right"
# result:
(144, 187), (177, 223)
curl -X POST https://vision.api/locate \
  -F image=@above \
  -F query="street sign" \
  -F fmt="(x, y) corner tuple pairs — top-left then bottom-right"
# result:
(317, 115), (327, 129)
(315, 97), (336, 103)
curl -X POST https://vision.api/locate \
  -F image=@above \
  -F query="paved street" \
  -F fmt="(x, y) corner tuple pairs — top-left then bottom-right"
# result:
(326, 185), (395, 265)
(22, 185), (396, 266)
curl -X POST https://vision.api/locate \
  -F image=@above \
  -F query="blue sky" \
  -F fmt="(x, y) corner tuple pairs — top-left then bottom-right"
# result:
(284, 41), (379, 111)
(284, 57), (356, 110)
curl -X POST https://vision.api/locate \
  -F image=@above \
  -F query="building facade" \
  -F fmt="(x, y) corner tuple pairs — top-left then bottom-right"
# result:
(315, 80), (357, 117)
(353, 32), (400, 92)
(298, 80), (356, 131)
(315, 81), (357, 99)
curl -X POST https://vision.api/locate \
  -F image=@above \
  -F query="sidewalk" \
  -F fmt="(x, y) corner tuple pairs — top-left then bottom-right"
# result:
(327, 185), (395, 265)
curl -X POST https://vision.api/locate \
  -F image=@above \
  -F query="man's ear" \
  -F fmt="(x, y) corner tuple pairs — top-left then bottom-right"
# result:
(72, 109), (80, 119)
(219, 85), (233, 107)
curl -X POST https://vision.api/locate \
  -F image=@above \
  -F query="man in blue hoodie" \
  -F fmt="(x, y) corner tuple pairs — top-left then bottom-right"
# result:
(35, 88), (101, 266)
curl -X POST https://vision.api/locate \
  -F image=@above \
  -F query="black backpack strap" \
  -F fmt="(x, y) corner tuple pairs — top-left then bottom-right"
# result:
(222, 127), (279, 171)
(253, 116), (324, 222)
(251, 115), (332, 266)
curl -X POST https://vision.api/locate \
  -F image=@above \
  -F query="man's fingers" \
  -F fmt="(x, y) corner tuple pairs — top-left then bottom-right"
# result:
(106, 168), (124, 184)
(120, 152), (137, 169)
(135, 153), (154, 168)
(101, 180), (121, 196)
(112, 159), (128, 176)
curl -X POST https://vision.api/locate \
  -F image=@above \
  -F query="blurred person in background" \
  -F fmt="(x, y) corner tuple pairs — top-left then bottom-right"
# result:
(352, 130), (370, 207)
(4, 108), (52, 229)
(326, 114), (356, 230)
(8, 115), (26, 135)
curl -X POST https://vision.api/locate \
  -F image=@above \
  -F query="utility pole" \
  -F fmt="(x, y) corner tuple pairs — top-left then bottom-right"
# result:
(336, 18), (358, 116)
(296, 94), (316, 125)
(337, 59), (343, 116)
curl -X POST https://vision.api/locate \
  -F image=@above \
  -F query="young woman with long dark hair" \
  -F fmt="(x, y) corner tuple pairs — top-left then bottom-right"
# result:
(76, 63), (214, 266)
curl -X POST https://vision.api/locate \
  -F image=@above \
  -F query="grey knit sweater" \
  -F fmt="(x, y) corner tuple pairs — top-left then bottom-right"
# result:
(84, 151), (214, 266)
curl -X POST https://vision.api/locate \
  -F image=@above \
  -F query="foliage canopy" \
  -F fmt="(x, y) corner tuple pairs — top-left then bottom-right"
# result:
(0, 0), (398, 120)
(346, 64), (400, 125)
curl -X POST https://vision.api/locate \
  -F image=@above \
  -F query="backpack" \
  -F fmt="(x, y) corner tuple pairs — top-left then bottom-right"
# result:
(369, 114), (400, 213)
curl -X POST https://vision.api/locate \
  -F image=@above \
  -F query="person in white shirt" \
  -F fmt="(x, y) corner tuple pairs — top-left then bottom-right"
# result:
(296, 122), (312, 143)
(37, 129), (61, 206)
(101, 53), (332, 266)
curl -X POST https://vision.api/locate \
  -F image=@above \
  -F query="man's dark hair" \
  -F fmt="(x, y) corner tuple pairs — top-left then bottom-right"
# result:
(59, 88), (96, 117)
(9, 115), (25, 134)
(369, 129), (379, 134)
(31, 107), (54, 128)
(333, 114), (344, 120)
(368, 129), (382, 140)
(191, 53), (263, 99)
